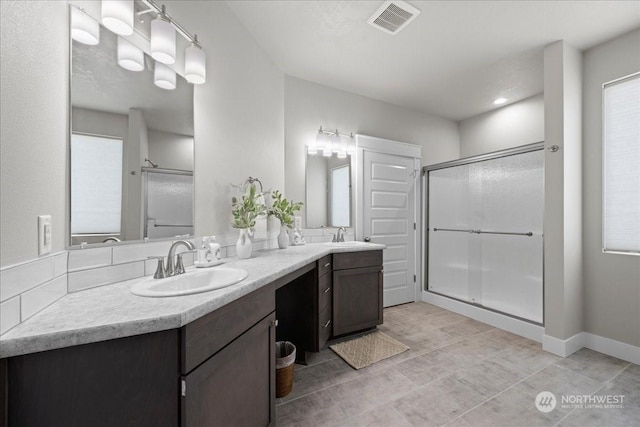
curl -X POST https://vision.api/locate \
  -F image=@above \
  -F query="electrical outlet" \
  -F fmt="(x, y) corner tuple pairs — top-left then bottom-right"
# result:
(38, 215), (52, 255)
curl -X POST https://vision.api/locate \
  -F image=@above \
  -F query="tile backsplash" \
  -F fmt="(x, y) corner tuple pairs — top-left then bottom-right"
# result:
(0, 227), (352, 335)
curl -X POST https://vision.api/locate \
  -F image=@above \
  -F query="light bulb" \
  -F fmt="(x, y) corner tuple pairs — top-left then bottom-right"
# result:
(71, 7), (100, 45)
(101, 0), (134, 36)
(151, 11), (176, 65)
(185, 38), (206, 84)
(154, 62), (176, 90)
(117, 37), (144, 71)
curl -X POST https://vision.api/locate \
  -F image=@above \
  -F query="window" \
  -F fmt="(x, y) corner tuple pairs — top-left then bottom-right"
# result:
(71, 133), (123, 235)
(603, 73), (640, 254)
(330, 165), (350, 227)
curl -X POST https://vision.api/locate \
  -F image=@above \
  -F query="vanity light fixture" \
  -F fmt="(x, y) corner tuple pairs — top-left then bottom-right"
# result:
(71, 6), (100, 45)
(117, 37), (144, 71)
(154, 62), (176, 90)
(101, 0), (134, 36)
(185, 35), (206, 84)
(493, 97), (507, 105)
(313, 126), (354, 157)
(151, 5), (176, 64)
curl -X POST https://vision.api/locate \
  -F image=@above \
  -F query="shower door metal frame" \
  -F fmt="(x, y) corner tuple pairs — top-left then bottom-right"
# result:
(421, 141), (545, 325)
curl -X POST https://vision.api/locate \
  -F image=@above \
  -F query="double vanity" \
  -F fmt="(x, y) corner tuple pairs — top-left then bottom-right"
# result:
(0, 243), (384, 426)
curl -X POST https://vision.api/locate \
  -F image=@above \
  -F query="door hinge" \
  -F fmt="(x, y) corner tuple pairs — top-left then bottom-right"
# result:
(181, 379), (187, 397)
(413, 274), (417, 282)
(413, 223), (416, 230)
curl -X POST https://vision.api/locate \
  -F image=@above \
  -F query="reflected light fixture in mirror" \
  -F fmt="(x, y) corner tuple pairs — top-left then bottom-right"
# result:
(101, 0), (134, 36)
(71, 7), (100, 45)
(117, 37), (144, 71)
(154, 62), (176, 90)
(151, 5), (176, 65)
(185, 35), (206, 84)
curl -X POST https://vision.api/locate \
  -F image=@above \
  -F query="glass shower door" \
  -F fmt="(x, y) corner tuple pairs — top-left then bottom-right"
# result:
(427, 148), (544, 323)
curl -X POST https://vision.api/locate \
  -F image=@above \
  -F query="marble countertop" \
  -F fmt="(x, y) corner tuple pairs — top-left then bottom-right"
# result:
(0, 243), (385, 358)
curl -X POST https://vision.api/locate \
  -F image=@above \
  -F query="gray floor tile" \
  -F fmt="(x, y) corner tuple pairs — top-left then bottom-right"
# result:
(328, 366), (417, 417)
(281, 357), (359, 402)
(438, 318), (495, 339)
(331, 403), (413, 427)
(496, 340), (561, 374)
(276, 301), (640, 427)
(448, 356), (529, 399)
(394, 348), (471, 386)
(555, 347), (629, 382)
(393, 376), (485, 426)
(276, 389), (346, 427)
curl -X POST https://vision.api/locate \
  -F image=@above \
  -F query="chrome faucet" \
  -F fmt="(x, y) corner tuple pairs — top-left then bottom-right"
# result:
(333, 227), (347, 243)
(166, 240), (196, 277)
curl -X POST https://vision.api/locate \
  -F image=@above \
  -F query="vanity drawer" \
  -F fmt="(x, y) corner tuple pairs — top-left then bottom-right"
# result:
(318, 306), (332, 348)
(181, 283), (275, 374)
(318, 273), (332, 312)
(317, 255), (332, 278)
(333, 251), (382, 271)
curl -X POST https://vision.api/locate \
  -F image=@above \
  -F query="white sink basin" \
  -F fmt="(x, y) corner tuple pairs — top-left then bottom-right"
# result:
(326, 241), (369, 247)
(131, 267), (248, 297)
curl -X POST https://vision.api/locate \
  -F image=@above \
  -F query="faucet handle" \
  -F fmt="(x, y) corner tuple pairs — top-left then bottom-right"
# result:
(147, 256), (166, 279)
(175, 250), (197, 275)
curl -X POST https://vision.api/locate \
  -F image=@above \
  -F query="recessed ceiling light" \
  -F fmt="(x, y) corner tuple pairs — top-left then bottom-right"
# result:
(493, 97), (507, 105)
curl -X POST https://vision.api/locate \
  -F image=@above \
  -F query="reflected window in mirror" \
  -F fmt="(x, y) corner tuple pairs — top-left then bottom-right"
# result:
(306, 154), (352, 228)
(71, 133), (123, 236)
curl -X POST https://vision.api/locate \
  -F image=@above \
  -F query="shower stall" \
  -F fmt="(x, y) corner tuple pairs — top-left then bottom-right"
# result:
(143, 168), (194, 239)
(423, 143), (544, 324)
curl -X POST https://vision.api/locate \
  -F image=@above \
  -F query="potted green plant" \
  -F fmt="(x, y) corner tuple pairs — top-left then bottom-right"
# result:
(231, 183), (266, 258)
(268, 190), (303, 249)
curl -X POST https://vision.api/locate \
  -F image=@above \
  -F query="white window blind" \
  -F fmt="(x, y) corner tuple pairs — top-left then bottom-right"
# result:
(603, 73), (640, 254)
(71, 133), (123, 234)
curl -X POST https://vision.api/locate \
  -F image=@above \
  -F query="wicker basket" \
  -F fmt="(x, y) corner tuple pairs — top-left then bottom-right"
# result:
(275, 341), (296, 398)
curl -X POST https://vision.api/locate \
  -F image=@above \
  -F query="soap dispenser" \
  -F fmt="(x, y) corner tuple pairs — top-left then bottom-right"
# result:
(195, 237), (223, 268)
(208, 236), (222, 262)
(291, 216), (306, 246)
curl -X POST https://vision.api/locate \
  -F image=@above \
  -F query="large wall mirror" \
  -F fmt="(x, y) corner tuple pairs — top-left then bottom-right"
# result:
(305, 153), (352, 228)
(70, 5), (194, 246)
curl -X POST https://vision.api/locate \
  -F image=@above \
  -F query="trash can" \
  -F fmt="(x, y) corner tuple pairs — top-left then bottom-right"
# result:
(275, 341), (296, 398)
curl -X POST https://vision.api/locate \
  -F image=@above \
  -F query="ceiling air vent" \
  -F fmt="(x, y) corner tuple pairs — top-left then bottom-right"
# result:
(367, 1), (421, 35)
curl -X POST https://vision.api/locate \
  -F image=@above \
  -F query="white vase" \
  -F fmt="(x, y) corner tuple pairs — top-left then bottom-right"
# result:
(278, 225), (289, 249)
(236, 228), (253, 259)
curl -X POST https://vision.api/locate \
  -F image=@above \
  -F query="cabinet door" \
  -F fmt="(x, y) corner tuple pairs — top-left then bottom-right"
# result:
(333, 266), (383, 336)
(182, 313), (276, 427)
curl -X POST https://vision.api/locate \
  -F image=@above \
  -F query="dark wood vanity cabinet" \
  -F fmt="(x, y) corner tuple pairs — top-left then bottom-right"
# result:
(332, 251), (384, 336)
(3, 284), (276, 427)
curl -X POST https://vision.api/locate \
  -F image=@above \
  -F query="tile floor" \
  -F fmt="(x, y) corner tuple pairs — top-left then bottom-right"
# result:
(275, 302), (639, 427)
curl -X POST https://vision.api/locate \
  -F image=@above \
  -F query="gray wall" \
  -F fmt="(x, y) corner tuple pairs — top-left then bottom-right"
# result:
(284, 75), (460, 222)
(459, 94), (544, 157)
(0, 1), (69, 267)
(168, 1), (285, 237)
(582, 29), (640, 347)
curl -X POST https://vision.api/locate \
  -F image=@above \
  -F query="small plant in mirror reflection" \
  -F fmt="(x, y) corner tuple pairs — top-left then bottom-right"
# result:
(231, 184), (266, 229)
(268, 190), (303, 228)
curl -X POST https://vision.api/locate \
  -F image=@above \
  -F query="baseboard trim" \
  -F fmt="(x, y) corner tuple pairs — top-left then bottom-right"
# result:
(542, 333), (585, 357)
(421, 290), (544, 343)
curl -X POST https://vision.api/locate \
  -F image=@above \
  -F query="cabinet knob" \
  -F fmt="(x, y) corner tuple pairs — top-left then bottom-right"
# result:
(271, 319), (278, 327)
(323, 287), (332, 294)
(364, 237), (371, 242)
(323, 319), (332, 328)
(323, 262), (331, 268)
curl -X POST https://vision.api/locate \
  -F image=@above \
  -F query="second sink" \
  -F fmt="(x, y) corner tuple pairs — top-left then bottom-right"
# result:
(131, 267), (248, 297)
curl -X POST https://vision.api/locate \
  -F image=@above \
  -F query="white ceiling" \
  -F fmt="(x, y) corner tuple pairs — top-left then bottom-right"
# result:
(227, 1), (640, 121)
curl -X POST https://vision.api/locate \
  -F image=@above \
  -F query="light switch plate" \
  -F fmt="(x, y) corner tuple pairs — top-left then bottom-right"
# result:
(38, 215), (52, 255)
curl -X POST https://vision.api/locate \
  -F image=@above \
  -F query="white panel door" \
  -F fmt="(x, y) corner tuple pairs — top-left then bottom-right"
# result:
(363, 151), (416, 307)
